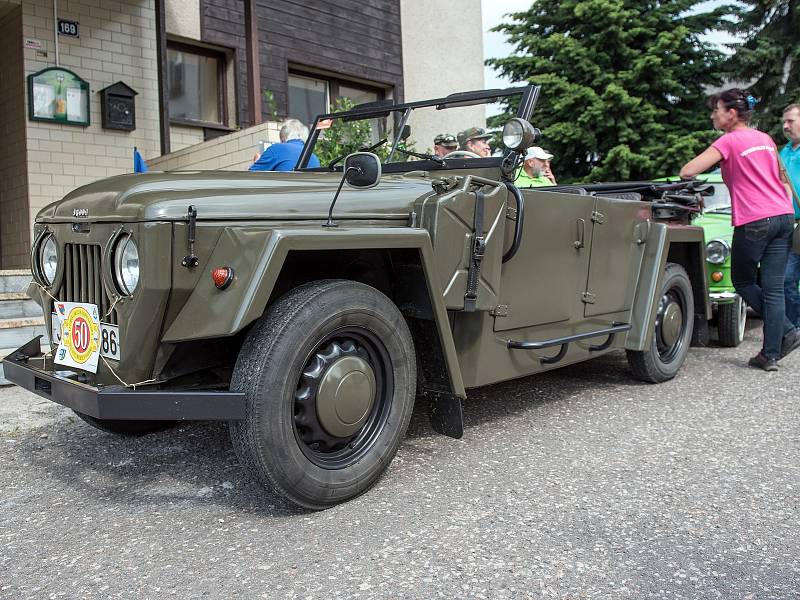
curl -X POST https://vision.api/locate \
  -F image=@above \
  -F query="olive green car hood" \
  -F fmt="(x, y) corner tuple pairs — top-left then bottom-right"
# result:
(36, 171), (435, 223)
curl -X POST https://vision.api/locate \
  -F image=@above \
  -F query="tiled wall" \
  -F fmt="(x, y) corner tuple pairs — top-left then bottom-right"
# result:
(0, 5), (29, 268)
(22, 0), (160, 223)
(148, 121), (280, 171)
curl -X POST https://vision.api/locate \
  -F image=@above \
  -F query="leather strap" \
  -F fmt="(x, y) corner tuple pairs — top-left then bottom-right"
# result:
(464, 189), (486, 312)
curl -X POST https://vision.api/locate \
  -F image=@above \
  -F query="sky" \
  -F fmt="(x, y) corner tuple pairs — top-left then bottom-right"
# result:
(480, 0), (741, 89)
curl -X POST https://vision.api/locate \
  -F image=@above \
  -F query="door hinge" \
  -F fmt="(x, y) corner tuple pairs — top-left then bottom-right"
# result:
(490, 304), (509, 317)
(591, 210), (605, 224)
(581, 292), (596, 304)
(633, 221), (649, 244)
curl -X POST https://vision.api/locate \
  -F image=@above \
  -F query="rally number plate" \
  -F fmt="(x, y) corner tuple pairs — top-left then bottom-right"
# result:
(51, 312), (121, 361)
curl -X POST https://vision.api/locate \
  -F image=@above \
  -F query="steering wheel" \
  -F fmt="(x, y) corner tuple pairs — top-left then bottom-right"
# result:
(443, 150), (481, 159)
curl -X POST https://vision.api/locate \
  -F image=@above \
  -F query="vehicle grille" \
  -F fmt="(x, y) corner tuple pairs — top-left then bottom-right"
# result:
(55, 243), (118, 324)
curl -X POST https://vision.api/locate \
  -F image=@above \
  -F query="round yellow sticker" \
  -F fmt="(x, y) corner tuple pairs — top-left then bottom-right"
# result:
(61, 306), (99, 364)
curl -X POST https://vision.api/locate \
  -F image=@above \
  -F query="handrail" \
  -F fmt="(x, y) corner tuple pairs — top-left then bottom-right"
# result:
(502, 182), (525, 263)
(506, 323), (631, 350)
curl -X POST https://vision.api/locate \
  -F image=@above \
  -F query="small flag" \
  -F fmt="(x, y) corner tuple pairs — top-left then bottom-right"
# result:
(133, 146), (148, 173)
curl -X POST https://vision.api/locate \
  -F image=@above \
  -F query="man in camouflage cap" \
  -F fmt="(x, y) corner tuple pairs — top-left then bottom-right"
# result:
(433, 133), (458, 158)
(457, 127), (493, 157)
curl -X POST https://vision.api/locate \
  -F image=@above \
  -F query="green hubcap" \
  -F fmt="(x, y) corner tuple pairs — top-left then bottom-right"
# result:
(316, 356), (376, 438)
(660, 300), (683, 347)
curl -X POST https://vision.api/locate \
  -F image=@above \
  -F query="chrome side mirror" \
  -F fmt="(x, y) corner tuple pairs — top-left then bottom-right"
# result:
(324, 152), (382, 227)
(344, 152), (382, 189)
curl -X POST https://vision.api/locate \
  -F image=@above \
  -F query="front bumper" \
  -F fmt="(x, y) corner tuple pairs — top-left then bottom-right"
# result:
(709, 291), (738, 303)
(2, 337), (245, 421)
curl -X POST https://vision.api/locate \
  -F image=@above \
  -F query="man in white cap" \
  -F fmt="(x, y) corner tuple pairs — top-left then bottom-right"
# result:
(516, 146), (557, 187)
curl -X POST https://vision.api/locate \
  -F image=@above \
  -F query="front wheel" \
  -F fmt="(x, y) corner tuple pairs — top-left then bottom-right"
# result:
(717, 294), (747, 347)
(229, 280), (416, 510)
(627, 262), (694, 383)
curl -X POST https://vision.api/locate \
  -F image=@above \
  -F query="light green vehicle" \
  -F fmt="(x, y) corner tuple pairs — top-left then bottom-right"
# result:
(3, 85), (710, 509)
(663, 173), (745, 346)
(691, 174), (748, 347)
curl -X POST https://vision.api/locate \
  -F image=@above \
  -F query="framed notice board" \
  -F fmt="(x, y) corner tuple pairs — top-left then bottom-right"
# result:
(28, 67), (90, 126)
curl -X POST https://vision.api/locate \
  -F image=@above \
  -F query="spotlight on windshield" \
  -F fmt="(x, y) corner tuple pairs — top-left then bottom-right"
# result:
(502, 118), (540, 152)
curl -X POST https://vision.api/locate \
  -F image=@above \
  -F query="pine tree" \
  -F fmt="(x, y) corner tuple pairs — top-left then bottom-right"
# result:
(723, 0), (800, 138)
(488, 0), (729, 182)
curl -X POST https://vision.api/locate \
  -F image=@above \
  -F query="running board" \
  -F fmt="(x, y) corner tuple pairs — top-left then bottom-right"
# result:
(506, 322), (631, 364)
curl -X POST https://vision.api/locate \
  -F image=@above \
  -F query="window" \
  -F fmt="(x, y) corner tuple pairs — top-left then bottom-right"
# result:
(288, 74), (328, 130)
(167, 42), (225, 127)
(288, 71), (384, 128)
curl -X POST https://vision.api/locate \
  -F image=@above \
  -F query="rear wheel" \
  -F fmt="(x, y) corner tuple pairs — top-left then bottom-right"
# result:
(717, 294), (746, 347)
(229, 280), (416, 510)
(73, 411), (175, 436)
(627, 262), (694, 383)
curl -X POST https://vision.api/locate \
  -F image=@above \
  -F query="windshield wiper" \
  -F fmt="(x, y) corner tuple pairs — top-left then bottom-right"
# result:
(393, 147), (446, 166)
(327, 138), (388, 170)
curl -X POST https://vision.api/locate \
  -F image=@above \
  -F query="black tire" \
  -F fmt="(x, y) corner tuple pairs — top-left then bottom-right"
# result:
(73, 411), (175, 436)
(626, 262), (694, 383)
(229, 280), (416, 510)
(717, 294), (747, 347)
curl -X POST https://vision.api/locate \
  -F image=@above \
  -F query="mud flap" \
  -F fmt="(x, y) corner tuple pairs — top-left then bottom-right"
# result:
(691, 313), (709, 347)
(426, 390), (463, 439)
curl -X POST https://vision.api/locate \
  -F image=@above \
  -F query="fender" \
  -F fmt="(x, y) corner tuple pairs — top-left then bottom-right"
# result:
(162, 225), (466, 398)
(625, 222), (710, 351)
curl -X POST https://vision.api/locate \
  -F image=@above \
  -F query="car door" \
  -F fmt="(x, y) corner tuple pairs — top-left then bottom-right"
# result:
(583, 195), (649, 318)
(493, 188), (596, 332)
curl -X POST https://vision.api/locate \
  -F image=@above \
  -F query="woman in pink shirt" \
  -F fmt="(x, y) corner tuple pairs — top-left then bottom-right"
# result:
(681, 88), (799, 371)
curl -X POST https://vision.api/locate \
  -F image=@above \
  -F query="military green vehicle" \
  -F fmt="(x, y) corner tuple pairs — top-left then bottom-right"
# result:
(3, 86), (710, 510)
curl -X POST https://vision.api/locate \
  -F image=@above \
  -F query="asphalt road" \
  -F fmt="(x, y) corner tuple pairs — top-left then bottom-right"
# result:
(1, 321), (799, 599)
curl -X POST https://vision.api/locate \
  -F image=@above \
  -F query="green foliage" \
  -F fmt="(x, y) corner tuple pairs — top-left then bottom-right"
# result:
(313, 98), (415, 166)
(487, 0), (729, 182)
(722, 0), (800, 138)
(262, 89), (279, 121)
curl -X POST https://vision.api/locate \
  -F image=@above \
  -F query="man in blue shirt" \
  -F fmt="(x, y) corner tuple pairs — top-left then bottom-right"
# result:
(250, 118), (320, 171)
(781, 104), (800, 325)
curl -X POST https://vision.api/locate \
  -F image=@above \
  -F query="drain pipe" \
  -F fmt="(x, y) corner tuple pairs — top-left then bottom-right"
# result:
(53, 0), (60, 66)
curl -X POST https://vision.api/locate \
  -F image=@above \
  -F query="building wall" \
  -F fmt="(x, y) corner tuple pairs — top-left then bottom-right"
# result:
(202, 0), (404, 126)
(0, 4), (29, 268)
(148, 121), (279, 171)
(166, 0), (200, 39)
(21, 0), (161, 235)
(399, 0), (485, 153)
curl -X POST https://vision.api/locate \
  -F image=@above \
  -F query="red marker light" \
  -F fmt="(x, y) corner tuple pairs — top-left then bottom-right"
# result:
(212, 267), (234, 290)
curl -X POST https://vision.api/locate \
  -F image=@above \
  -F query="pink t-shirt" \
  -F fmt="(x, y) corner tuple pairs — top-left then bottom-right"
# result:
(712, 128), (792, 226)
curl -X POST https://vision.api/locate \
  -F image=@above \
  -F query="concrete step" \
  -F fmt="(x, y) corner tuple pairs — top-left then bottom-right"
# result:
(0, 292), (41, 319)
(0, 270), (32, 294)
(0, 317), (47, 351)
(0, 341), (49, 386)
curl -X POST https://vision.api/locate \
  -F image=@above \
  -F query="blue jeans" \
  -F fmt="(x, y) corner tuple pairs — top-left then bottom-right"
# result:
(784, 250), (800, 327)
(731, 214), (795, 360)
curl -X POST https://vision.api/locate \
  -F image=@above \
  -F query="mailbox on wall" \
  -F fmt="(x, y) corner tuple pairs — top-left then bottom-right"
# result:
(99, 82), (137, 131)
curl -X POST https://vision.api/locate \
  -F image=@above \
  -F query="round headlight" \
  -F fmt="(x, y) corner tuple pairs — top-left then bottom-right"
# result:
(39, 235), (58, 285)
(502, 119), (524, 150)
(502, 118), (540, 152)
(114, 234), (139, 295)
(706, 239), (730, 264)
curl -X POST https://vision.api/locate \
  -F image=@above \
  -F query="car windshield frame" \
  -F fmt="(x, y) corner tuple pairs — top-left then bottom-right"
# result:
(294, 85), (540, 173)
